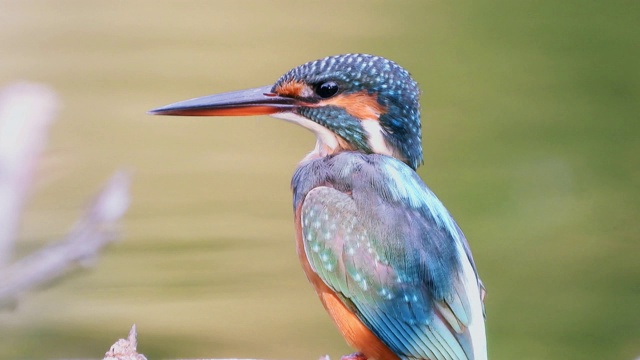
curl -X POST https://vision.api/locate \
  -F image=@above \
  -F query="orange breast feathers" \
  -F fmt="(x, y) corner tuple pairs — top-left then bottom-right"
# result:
(294, 206), (399, 360)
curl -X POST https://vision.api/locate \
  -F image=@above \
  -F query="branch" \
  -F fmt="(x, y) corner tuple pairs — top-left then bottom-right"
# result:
(104, 324), (147, 360)
(0, 171), (130, 306)
(0, 81), (131, 308)
(102, 325), (332, 360)
(0, 82), (58, 266)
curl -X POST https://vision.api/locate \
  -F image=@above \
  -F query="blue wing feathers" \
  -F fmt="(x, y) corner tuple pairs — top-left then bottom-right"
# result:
(295, 153), (484, 360)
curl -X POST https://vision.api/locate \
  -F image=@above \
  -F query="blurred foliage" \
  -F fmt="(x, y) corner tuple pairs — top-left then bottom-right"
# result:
(0, 1), (638, 359)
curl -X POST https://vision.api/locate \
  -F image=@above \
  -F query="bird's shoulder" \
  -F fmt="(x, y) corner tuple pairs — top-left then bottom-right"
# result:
(293, 153), (459, 236)
(292, 152), (467, 298)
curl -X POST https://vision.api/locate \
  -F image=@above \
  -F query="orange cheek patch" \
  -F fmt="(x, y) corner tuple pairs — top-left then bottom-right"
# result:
(319, 91), (387, 121)
(274, 80), (308, 97)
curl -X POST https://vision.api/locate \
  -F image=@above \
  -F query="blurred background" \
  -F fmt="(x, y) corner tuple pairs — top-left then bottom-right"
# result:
(1, 1), (638, 359)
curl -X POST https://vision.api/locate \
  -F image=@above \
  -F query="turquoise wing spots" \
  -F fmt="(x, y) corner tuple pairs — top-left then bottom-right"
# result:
(301, 187), (388, 301)
(301, 186), (474, 360)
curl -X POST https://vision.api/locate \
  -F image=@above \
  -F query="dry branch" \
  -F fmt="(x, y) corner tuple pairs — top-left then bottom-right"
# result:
(102, 325), (333, 360)
(0, 82), (131, 308)
(0, 82), (58, 266)
(104, 324), (147, 360)
(0, 171), (130, 306)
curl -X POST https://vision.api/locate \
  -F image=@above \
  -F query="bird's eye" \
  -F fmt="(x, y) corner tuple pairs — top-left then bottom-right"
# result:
(316, 81), (339, 98)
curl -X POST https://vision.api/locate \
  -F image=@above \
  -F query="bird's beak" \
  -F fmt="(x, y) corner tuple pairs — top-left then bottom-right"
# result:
(148, 85), (297, 116)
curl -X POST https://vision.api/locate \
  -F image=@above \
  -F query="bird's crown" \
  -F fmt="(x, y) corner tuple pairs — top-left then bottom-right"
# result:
(273, 54), (423, 169)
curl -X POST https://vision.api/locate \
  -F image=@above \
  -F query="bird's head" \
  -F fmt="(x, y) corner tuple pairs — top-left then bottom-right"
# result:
(150, 54), (423, 169)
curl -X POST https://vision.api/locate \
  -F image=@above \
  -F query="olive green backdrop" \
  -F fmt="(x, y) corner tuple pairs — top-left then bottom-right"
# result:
(1, 1), (638, 359)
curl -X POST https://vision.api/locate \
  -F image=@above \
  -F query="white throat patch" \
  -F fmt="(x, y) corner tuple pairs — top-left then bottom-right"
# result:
(271, 112), (395, 162)
(271, 112), (340, 161)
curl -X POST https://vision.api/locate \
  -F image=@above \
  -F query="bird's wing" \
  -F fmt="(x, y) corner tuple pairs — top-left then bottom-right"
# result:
(300, 178), (486, 360)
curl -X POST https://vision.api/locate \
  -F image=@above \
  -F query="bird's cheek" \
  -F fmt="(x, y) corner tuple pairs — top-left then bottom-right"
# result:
(318, 91), (387, 121)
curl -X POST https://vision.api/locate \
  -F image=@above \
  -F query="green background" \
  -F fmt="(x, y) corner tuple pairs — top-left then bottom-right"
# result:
(1, 1), (638, 359)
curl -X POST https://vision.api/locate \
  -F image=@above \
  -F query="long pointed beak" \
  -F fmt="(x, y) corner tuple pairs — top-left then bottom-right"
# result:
(148, 85), (297, 116)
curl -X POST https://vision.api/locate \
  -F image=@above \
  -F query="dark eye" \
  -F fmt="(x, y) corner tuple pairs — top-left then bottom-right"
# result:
(316, 81), (339, 98)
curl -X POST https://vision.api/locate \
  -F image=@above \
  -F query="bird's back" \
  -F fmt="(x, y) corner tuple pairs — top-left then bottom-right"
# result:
(292, 152), (487, 360)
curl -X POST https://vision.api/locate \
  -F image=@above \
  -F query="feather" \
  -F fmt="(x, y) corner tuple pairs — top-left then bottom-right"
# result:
(295, 152), (487, 360)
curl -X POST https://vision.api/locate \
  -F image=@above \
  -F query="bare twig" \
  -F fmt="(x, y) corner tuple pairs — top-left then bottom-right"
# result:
(0, 171), (130, 306)
(0, 81), (131, 308)
(104, 324), (147, 360)
(102, 325), (333, 360)
(0, 82), (58, 267)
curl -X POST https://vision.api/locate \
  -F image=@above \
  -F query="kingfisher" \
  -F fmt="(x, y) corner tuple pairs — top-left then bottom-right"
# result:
(150, 54), (487, 360)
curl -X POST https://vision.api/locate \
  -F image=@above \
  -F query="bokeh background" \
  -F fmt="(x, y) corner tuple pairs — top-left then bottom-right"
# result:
(1, 1), (638, 359)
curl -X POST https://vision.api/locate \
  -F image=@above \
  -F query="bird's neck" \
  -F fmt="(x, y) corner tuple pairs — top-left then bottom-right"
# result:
(270, 111), (405, 166)
(302, 120), (397, 164)
(301, 136), (354, 163)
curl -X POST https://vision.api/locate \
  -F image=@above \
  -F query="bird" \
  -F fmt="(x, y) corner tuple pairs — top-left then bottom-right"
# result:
(149, 54), (487, 360)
